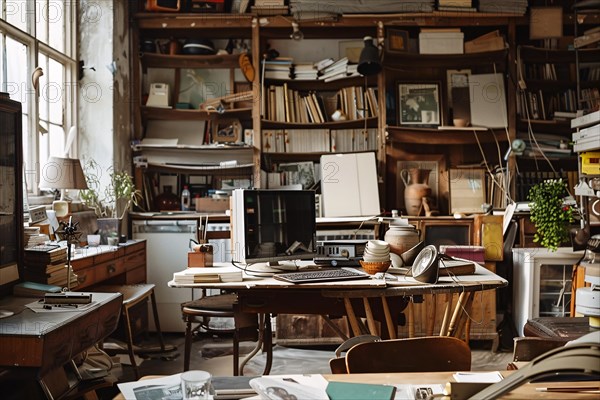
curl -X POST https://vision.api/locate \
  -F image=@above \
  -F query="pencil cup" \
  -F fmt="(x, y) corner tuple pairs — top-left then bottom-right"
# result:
(181, 370), (213, 400)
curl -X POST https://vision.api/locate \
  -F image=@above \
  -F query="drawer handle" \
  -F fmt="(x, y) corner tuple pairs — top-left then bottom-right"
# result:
(107, 264), (116, 274)
(78, 275), (87, 283)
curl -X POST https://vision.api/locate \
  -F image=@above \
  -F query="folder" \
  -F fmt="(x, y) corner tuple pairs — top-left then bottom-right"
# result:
(326, 381), (396, 400)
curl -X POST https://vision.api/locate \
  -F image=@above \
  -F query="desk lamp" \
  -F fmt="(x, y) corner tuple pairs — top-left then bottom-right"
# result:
(357, 36), (382, 77)
(38, 156), (88, 217)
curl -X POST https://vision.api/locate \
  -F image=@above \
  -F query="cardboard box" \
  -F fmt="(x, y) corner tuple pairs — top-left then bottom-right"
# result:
(419, 32), (464, 54)
(188, 251), (213, 268)
(581, 152), (600, 175)
(464, 36), (505, 53)
(195, 197), (230, 213)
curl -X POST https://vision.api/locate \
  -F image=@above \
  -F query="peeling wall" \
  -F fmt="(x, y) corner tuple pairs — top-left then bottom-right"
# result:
(78, 0), (131, 215)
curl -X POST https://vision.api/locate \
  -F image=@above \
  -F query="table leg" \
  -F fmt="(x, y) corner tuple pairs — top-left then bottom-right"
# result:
(439, 293), (453, 336)
(448, 292), (466, 337)
(381, 297), (396, 339)
(362, 298), (379, 336)
(320, 315), (350, 341)
(427, 294), (437, 336)
(454, 293), (474, 340)
(407, 301), (415, 338)
(344, 298), (362, 336)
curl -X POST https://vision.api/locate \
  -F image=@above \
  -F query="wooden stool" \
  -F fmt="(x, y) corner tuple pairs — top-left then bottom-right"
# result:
(182, 293), (273, 376)
(94, 284), (172, 379)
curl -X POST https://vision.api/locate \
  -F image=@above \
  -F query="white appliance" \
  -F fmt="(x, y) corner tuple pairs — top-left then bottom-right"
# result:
(512, 247), (584, 336)
(132, 219), (200, 332)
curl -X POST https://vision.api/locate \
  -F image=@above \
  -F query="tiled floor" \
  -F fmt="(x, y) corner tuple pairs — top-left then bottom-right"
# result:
(98, 332), (514, 399)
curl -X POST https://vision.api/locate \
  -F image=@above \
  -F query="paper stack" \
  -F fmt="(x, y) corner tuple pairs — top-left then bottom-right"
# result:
(173, 266), (243, 284)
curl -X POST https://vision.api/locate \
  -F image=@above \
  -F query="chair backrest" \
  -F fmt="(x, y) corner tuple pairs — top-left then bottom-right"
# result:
(344, 336), (471, 373)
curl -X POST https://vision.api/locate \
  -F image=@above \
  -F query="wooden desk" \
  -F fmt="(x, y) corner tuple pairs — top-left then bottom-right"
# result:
(0, 292), (122, 398)
(169, 264), (507, 342)
(0, 292), (122, 378)
(114, 372), (600, 400)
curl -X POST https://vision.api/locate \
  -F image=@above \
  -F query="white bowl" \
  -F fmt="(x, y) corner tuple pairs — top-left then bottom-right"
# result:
(367, 240), (390, 250)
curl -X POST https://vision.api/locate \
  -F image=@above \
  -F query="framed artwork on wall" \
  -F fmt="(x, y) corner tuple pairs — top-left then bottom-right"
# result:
(386, 29), (409, 53)
(397, 82), (441, 127)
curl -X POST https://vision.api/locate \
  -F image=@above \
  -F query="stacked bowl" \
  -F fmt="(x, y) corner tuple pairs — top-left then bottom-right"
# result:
(360, 240), (391, 274)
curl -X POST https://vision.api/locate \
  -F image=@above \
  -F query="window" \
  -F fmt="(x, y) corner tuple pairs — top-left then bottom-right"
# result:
(0, 0), (77, 195)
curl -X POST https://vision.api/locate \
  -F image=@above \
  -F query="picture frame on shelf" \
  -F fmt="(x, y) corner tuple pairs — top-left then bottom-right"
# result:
(386, 29), (409, 53)
(338, 40), (364, 63)
(397, 82), (441, 127)
(449, 168), (486, 215)
(446, 69), (471, 107)
(212, 118), (242, 143)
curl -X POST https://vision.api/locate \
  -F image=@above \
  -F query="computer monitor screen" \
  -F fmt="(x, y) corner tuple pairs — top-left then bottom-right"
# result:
(232, 189), (316, 265)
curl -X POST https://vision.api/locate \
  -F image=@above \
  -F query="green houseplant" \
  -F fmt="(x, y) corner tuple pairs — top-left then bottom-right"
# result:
(527, 179), (575, 251)
(79, 159), (142, 243)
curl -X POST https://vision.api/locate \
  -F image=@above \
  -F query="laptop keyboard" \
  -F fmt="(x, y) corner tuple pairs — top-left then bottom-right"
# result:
(273, 267), (368, 284)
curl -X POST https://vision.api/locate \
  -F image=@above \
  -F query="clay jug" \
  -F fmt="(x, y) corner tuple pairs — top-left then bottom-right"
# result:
(400, 168), (432, 216)
(155, 185), (180, 211)
(384, 221), (420, 256)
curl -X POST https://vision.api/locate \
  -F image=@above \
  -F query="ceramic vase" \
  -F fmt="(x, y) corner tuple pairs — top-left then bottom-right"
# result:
(400, 168), (432, 216)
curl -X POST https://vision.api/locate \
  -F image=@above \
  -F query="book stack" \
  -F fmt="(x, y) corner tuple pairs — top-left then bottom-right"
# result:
(292, 63), (318, 81)
(23, 245), (76, 287)
(173, 266), (243, 284)
(318, 58), (360, 82)
(572, 110), (600, 153)
(263, 58), (293, 80)
(437, 0), (475, 13)
(478, 0), (527, 14)
(251, 0), (287, 15)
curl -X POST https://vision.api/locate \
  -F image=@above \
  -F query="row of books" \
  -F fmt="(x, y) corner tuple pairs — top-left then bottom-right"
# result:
(517, 89), (578, 120)
(262, 128), (378, 154)
(516, 131), (573, 158)
(173, 266), (242, 284)
(264, 85), (378, 123)
(515, 170), (578, 202)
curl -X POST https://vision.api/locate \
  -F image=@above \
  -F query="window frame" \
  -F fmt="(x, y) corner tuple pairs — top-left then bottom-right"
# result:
(0, 0), (78, 196)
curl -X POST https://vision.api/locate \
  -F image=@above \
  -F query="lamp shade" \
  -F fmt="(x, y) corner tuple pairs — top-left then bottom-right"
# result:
(357, 36), (382, 76)
(39, 156), (88, 190)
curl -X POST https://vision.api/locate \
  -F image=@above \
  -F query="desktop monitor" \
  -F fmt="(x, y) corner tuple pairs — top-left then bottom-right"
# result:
(231, 189), (317, 267)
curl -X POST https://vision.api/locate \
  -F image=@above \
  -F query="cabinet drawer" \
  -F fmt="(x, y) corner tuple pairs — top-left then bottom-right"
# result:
(75, 267), (96, 289)
(126, 241), (146, 254)
(123, 250), (146, 271)
(94, 258), (125, 282)
(126, 265), (146, 284)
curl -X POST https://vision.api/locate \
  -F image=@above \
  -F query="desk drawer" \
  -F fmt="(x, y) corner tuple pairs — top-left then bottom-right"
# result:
(94, 258), (125, 282)
(75, 267), (96, 289)
(123, 250), (145, 271)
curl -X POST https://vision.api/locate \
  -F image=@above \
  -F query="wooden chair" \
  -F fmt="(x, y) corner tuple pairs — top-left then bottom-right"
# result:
(181, 293), (273, 376)
(330, 336), (471, 374)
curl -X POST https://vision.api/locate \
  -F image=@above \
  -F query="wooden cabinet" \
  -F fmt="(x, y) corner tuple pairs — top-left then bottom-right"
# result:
(71, 240), (147, 289)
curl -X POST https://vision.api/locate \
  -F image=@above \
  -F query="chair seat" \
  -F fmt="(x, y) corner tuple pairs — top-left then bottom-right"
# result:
(182, 292), (237, 311)
(94, 284), (156, 308)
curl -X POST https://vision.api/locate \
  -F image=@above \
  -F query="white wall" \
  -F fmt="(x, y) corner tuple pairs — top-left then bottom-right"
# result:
(78, 0), (131, 218)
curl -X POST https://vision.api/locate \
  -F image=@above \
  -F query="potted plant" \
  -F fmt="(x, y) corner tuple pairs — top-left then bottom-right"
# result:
(527, 178), (576, 251)
(79, 159), (142, 244)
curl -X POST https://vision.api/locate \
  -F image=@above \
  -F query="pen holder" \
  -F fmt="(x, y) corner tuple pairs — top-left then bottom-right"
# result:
(188, 244), (213, 268)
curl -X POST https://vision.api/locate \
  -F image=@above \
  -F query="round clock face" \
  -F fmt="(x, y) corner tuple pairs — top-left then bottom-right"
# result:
(412, 245), (438, 276)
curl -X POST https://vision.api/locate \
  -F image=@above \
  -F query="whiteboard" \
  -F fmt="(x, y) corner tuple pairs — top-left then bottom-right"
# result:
(320, 152), (380, 217)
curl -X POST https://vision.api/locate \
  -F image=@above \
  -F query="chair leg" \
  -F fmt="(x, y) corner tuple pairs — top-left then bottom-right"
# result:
(262, 313), (273, 375)
(150, 291), (166, 352)
(184, 316), (193, 372)
(233, 328), (240, 376)
(123, 307), (140, 380)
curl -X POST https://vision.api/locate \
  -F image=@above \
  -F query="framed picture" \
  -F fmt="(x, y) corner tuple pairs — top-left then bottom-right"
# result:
(420, 220), (472, 248)
(446, 69), (470, 106)
(449, 168), (486, 214)
(212, 118), (242, 143)
(338, 40), (364, 63)
(397, 82), (441, 126)
(386, 29), (409, 53)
